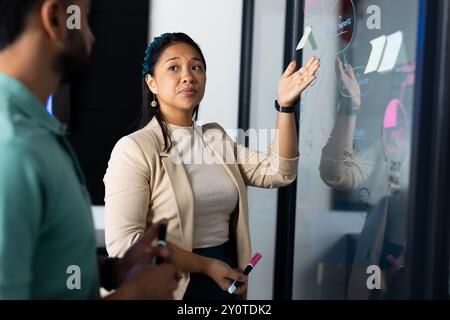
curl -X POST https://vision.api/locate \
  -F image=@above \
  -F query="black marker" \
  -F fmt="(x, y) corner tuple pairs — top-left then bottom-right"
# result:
(152, 224), (167, 266)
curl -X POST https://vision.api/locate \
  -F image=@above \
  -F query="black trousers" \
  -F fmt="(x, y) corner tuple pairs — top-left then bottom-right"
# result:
(183, 241), (240, 300)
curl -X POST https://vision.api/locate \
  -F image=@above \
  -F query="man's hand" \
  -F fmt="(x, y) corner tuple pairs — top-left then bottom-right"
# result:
(118, 219), (173, 285)
(109, 263), (179, 300)
(106, 219), (179, 299)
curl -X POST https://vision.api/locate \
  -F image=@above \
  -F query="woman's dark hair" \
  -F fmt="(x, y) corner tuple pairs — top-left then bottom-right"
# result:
(139, 32), (207, 152)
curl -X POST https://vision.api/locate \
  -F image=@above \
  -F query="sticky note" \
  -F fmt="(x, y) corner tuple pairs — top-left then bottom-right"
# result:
(297, 26), (318, 51)
(364, 35), (387, 74)
(384, 99), (399, 129)
(378, 31), (403, 73)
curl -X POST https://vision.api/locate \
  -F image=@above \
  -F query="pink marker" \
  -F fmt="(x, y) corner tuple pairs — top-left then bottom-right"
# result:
(228, 253), (262, 294)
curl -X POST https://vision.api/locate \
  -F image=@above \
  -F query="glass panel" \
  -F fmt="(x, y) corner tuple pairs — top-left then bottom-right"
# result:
(294, 0), (419, 299)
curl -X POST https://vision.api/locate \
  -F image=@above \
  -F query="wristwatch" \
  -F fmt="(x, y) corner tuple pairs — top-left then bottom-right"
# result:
(275, 100), (296, 113)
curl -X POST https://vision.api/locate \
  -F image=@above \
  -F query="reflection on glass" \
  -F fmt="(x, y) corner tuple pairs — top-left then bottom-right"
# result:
(294, 0), (419, 299)
(46, 94), (53, 115)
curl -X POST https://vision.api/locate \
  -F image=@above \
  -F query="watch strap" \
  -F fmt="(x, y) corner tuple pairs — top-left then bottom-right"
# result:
(275, 100), (296, 113)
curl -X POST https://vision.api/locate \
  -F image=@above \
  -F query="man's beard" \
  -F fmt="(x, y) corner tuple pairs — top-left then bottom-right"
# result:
(55, 31), (90, 84)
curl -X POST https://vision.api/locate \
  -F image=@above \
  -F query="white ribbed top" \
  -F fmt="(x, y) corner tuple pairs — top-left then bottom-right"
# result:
(168, 123), (238, 249)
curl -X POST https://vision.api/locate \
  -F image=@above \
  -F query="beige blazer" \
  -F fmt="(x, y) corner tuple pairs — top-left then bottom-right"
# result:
(104, 117), (298, 299)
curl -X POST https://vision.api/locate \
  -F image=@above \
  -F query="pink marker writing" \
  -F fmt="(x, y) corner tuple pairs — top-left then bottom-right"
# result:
(228, 252), (262, 294)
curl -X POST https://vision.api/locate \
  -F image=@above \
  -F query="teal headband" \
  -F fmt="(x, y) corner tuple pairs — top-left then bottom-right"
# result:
(142, 33), (174, 80)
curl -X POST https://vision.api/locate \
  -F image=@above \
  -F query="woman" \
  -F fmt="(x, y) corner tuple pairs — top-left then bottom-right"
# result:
(104, 32), (320, 300)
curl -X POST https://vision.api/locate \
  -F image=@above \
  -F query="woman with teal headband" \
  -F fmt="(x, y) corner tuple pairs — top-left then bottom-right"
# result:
(104, 32), (320, 300)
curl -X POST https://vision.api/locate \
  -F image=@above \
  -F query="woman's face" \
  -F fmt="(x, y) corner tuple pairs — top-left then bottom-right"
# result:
(146, 42), (206, 117)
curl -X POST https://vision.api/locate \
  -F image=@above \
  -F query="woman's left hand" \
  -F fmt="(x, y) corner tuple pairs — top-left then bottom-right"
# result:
(277, 56), (320, 107)
(204, 258), (248, 295)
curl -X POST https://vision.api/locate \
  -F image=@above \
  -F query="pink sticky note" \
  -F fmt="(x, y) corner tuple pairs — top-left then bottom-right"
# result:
(384, 99), (399, 129)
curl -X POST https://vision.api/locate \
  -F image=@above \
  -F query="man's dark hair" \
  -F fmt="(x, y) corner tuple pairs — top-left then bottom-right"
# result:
(0, 0), (43, 50)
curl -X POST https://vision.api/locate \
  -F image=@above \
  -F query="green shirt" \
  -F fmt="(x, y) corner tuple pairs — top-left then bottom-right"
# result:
(0, 72), (99, 299)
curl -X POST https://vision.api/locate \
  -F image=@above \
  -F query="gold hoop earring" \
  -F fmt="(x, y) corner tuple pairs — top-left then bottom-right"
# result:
(151, 94), (158, 108)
